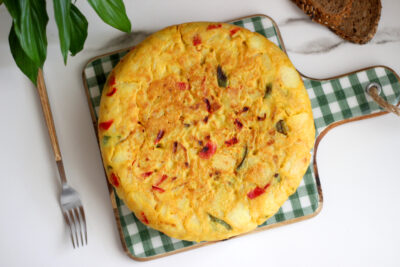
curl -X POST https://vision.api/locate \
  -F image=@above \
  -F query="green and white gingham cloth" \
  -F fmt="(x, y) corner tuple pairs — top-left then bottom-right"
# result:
(83, 15), (400, 259)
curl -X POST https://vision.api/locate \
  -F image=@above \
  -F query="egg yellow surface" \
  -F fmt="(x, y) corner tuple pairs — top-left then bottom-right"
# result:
(98, 22), (315, 242)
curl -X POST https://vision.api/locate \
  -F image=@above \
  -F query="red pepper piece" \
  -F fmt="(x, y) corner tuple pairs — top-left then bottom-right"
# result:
(99, 119), (114, 130)
(247, 187), (264, 199)
(193, 34), (202, 46)
(207, 24), (222, 30)
(230, 27), (240, 36)
(177, 82), (189, 90)
(152, 185), (165, 193)
(141, 212), (149, 224)
(155, 175), (168, 186)
(110, 173), (119, 187)
(247, 183), (270, 199)
(109, 76), (116, 86)
(199, 141), (217, 159)
(225, 137), (238, 146)
(106, 87), (117, 96)
(141, 171), (153, 178)
(204, 98), (211, 113)
(234, 119), (243, 130)
(154, 130), (165, 144)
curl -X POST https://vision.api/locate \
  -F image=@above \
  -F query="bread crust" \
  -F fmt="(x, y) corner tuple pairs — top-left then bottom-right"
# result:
(292, 0), (352, 27)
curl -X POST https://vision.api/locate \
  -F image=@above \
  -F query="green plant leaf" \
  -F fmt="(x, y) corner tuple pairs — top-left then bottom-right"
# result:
(69, 4), (88, 56)
(9, 24), (40, 84)
(3, 0), (48, 68)
(53, 1), (88, 62)
(53, 0), (71, 64)
(2, 0), (17, 17)
(88, 0), (131, 32)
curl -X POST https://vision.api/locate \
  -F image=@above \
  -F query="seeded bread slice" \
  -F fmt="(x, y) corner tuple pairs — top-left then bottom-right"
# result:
(331, 0), (381, 44)
(292, 0), (352, 27)
(292, 0), (353, 27)
(292, 0), (382, 44)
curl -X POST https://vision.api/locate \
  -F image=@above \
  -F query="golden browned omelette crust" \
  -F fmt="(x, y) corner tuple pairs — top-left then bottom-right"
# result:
(98, 22), (315, 242)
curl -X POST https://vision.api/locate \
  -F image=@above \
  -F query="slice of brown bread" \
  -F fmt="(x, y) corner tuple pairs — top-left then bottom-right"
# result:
(292, 0), (352, 27)
(292, 0), (382, 44)
(331, 0), (381, 44)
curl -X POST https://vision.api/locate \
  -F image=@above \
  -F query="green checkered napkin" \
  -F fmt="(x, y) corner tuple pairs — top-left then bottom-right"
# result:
(83, 16), (400, 259)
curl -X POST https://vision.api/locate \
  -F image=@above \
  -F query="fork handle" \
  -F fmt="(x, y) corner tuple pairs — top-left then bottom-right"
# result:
(36, 69), (67, 184)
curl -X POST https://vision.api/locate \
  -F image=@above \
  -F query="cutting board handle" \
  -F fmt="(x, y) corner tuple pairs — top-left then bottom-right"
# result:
(367, 82), (400, 116)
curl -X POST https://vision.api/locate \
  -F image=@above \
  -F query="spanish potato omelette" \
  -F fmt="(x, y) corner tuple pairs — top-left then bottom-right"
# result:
(98, 22), (315, 242)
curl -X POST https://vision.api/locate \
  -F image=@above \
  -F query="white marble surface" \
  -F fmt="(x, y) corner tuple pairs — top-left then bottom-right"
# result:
(0, 1), (400, 266)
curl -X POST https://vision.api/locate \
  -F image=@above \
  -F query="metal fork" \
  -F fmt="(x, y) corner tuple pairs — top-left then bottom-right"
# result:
(36, 69), (87, 248)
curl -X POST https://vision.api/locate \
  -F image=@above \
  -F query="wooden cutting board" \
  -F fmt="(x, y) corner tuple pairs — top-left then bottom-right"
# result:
(82, 14), (400, 261)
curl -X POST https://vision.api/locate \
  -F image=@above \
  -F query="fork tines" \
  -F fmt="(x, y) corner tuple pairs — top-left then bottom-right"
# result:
(63, 206), (87, 248)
